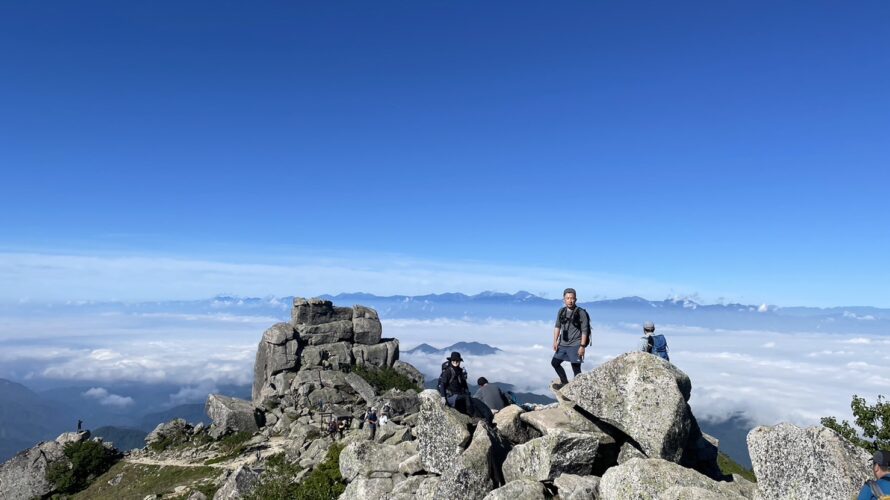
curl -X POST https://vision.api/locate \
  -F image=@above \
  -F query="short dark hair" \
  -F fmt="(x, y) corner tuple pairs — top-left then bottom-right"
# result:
(477, 377), (488, 386)
(563, 288), (576, 297)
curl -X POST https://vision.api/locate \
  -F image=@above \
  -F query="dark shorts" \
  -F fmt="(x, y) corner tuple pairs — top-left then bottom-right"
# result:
(553, 345), (583, 364)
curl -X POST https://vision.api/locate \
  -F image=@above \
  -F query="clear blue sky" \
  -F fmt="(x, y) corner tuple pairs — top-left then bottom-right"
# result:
(1, 1), (888, 307)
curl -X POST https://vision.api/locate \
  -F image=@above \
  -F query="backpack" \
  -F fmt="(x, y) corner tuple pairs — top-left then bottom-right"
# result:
(868, 480), (890, 500)
(648, 334), (670, 361)
(503, 390), (518, 406)
(558, 307), (590, 347)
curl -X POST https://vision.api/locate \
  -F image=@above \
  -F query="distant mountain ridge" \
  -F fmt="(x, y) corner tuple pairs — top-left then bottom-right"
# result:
(405, 341), (502, 356)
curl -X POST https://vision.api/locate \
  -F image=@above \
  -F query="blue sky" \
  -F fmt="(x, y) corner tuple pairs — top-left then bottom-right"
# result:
(1, 1), (888, 307)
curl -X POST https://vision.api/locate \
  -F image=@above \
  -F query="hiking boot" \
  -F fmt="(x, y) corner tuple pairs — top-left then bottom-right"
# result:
(550, 380), (567, 391)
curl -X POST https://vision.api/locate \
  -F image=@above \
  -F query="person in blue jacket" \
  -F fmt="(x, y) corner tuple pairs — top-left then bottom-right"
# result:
(858, 450), (890, 499)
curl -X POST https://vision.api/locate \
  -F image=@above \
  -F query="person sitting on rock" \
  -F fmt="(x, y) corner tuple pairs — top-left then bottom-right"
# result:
(638, 321), (670, 361)
(859, 450), (890, 499)
(437, 351), (495, 425)
(473, 377), (510, 413)
(366, 407), (378, 440)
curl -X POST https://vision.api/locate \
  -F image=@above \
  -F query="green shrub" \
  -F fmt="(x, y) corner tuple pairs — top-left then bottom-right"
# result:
(352, 365), (421, 393)
(46, 440), (121, 494)
(822, 394), (890, 451)
(248, 443), (346, 500)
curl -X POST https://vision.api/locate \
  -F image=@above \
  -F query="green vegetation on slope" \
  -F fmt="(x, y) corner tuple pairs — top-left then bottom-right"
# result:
(205, 431), (253, 465)
(352, 365), (421, 393)
(46, 440), (121, 495)
(71, 461), (218, 500)
(717, 451), (756, 483)
(248, 442), (346, 500)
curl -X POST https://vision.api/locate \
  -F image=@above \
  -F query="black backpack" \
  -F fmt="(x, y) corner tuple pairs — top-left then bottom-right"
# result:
(558, 306), (590, 347)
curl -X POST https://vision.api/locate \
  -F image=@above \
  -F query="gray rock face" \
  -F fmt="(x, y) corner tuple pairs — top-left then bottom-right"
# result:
(378, 389), (420, 418)
(661, 485), (746, 499)
(617, 441), (646, 464)
(291, 297), (352, 326)
(392, 360), (424, 387)
(398, 454), (424, 475)
(482, 479), (548, 500)
(553, 473), (601, 500)
(298, 320), (354, 345)
(415, 390), (473, 474)
(599, 458), (742, 500)
(560, 352), (693, 462)
(338, 441), (416, 481)
(352, 339), (399, 368)
(503, 431), (601, 482)
(213, 465), (259, 499)
(353, 305), (383, 345)
(727, 474), (757, 499)
(520, 405), (610, 438)
(494, 404), (537, 445)
(747, 423), (870, 500)
(339, 476), (394, 499)
(344, 372), (377, 405)
(0, 439), (64, 499)
(301, 342), (354, 369)
(206, 394), (261, 438)
(253, 324), (300, 402)
(436, 424), (494, 500)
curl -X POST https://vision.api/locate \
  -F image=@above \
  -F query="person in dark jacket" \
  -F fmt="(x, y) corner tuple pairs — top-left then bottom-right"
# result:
(859, 450), (890, 499)
(437, 352), (494, 424)
(366, 408), (378, 440)
(474, 377), (510, 413)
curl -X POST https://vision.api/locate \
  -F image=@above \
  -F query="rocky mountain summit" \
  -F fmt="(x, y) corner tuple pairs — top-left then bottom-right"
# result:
(0, 297), (876, 499)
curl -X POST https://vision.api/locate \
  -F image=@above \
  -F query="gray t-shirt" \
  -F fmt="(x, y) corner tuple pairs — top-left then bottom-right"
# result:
(555, 307), (591, 347)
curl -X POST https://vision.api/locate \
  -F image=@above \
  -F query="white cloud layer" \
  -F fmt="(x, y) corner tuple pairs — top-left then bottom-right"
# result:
(2, 310), (889, 428)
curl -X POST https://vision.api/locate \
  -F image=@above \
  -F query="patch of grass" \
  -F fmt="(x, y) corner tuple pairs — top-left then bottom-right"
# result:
(46, 440), (121, 495)
(205, 431), (253, 465)
(352, 365), (421, 393)
(718, 451), (756, 483)
(71, 461), (218, 500)
(248, 443), (346, 500)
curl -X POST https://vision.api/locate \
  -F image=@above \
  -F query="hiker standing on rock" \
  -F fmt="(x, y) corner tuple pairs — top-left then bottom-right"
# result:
(551, 288), (590, 388)
(366, 407), (378, 440)
(859, 451), (890, 499)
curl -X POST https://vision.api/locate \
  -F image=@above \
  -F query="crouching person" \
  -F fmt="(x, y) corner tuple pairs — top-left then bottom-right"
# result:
(437, 351), (494, 425)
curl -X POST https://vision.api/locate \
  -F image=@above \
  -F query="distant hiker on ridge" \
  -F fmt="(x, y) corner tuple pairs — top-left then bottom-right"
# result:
(551, 288), (590, 389)
(639, 321), (670, 361)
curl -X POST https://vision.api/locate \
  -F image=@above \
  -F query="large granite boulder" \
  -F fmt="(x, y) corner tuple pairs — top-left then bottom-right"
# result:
(482, 479), (548, 500)
(414, 390), (473, 474)
(435, 424), (495, 500)
(146, 418), (191, 447)
(291, 297), (353, 325)
(553, 473), (601, 500)
(599, 458), (743, 500)
(206, 394), (262, 438)
(353, 305), (383, 345)
(393, 360), (424, 387)
(344, 372), (377, 405)
(0, 439), (64, 499)
(352, 339), (399, 368)
(661, 485), (746, 499)
(297, 320), (354, 345)
(747, 423), (870, 500)
(300, 342), (353, 369)
(339, 477), (395, 499)
(502, 431), (601, 482)
(213, 465), (260, 499)
(494, 405), (537, 445)
(378, 389), (421, 418)
(560, 352), (693, 462)
(520, 404), (610, 437)
(338, 441), (416, 481)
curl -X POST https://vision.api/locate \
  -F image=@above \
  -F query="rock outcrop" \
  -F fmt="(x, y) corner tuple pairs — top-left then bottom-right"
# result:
(0, 431), (99, 499)
(560, 352), (693, 462)
(747, 422), (871, 500)
(206, 395), (263, 438)
(502, 431), (600, 482)
(599, 457), (744, 500)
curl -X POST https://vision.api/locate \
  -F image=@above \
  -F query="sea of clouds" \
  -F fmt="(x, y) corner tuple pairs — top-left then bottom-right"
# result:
(1, 305), (888, 428)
